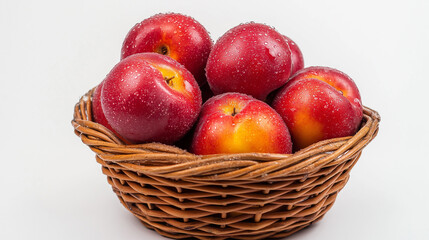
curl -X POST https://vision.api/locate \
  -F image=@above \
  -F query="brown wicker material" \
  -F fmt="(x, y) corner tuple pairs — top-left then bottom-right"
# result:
(72, 88), (380, 240)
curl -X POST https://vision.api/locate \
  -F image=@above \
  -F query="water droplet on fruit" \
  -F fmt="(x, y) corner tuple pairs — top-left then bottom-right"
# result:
(268, 48), (277, 58)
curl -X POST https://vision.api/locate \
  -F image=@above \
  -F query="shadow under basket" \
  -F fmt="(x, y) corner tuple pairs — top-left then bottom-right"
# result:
(72, 89), (380, 240)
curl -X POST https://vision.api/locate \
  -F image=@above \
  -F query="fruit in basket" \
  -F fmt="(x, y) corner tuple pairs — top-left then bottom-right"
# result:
(191, 92), (292, 155)
(101, 52), (202, 144)
(205, 22), (292, 101)
(121, 13), (213, 86)
(283, 35), (304, 75)
(272, 66), (363, 151)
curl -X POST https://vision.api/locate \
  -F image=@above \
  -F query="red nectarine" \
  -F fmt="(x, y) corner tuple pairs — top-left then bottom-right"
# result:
(121, 13), (213, 86)
(206, 22), (292, 101)
(272, 66), (363, 151)
(191, 93), (292, 155)
(101, 53), (202, 144)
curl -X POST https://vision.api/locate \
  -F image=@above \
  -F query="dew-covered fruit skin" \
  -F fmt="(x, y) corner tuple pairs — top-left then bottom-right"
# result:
(272, 66), (363, 151)
(121, 12), (213, 86)
(92, 82), (131, 144)
(283, 35), (304, 76)
(191, 92), (292, 155)
(205, 22), (292, 101)
(92, 82), (118, 134)
(101, 53), (202, 144)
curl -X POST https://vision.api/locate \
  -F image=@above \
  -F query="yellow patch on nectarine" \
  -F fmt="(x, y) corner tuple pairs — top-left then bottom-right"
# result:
(151, 63), (190, 97)
(305, 74), (348, 97)
(219, 117), (276, 154)
(293, 110), (324, 149)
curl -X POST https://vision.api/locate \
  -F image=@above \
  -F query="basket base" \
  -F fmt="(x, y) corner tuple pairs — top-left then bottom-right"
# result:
(98, 152), (359, 240)
(113, 187), (337, 240)
(131, 200), (332, 240)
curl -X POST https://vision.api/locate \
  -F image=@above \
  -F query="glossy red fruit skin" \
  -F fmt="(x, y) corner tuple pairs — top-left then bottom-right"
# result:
(283, 35), (304, 76)
(272, 66), (363, 151)
(121, 13), (213, 86)
(92, 83), (114, 132)
(191, 92), (292, 155)
(101, 53), (202, 144)
(206, 22), (292, 101)
(290, 66), (363, 120)
(92, 82), (130, 143)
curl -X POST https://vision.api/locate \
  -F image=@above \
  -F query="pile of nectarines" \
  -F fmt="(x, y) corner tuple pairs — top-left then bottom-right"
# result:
(92, 13), (363, 155)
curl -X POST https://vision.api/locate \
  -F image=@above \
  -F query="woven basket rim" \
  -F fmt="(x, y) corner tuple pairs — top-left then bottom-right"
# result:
(72, 88), (380, 181)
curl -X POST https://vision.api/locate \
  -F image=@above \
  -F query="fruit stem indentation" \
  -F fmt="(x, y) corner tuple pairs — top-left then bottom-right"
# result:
(232, 107), (238, 116)
(165, 76), (175, 87)
(160, 45), (169, 55)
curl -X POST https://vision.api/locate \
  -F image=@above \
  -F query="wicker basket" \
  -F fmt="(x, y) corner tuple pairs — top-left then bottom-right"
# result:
(72, 88), (380, 240)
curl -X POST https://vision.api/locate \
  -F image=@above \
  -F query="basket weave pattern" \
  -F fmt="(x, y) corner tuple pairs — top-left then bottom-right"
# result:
(72, 89), (380, 239)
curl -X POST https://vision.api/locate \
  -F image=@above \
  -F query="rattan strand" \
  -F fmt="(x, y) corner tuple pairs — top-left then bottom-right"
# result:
(72, 88), (380, 239)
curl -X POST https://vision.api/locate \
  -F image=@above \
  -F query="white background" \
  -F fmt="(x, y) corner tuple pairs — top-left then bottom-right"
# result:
(1, 0), (428, 239)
